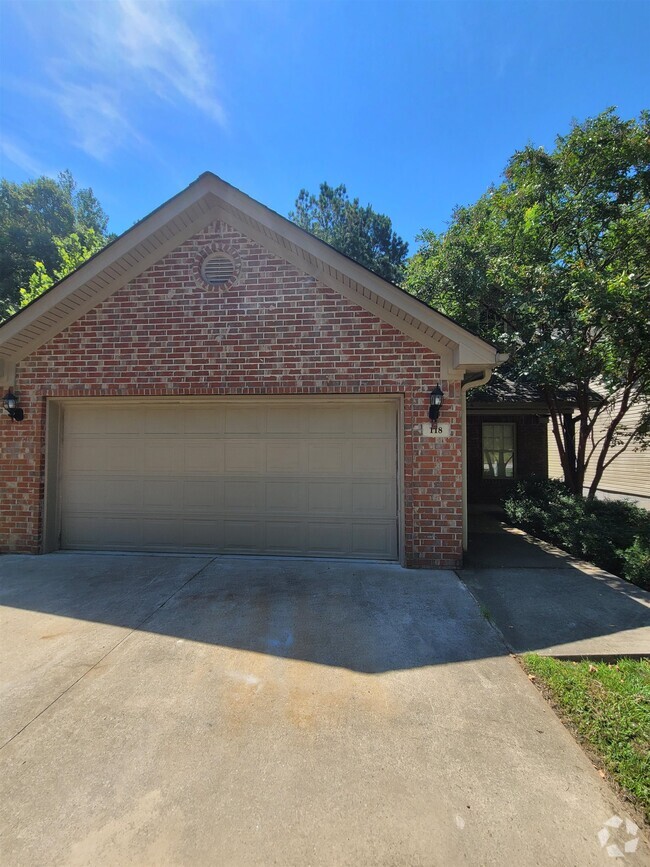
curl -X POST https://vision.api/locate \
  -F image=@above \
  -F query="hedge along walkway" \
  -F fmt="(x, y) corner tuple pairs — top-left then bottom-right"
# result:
(458, 511), (650, 659)
(501, 479), (650, 590)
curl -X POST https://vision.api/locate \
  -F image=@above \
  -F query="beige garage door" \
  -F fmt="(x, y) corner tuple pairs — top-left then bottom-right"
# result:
(59, 399), (398, 559)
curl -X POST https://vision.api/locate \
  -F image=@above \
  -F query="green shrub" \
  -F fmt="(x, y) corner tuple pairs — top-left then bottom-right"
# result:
(619, 538), (650, 591)
(504, 478), (650, 589)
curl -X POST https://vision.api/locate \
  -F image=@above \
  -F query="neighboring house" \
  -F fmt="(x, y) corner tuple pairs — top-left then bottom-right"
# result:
(0, 173), (501, 567)
(548, 399), (650, 509)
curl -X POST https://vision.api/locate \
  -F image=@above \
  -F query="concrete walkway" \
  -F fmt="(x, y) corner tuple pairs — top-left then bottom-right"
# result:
(1, 553), (647, 865)
(459, 510), (650, 658)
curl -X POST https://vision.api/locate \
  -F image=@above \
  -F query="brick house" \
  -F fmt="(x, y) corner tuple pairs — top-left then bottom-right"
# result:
(0, 173), (501, 567)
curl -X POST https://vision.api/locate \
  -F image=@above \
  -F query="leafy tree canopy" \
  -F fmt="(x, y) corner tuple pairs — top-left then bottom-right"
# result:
(17, 230), (107, 309)
(289, 182), (408, 284)
(0, 170), (112, 319)
(405, 108), (650, 497)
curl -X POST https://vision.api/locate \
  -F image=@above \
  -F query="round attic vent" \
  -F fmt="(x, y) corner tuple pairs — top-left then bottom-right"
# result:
(201, 253), (236, 285)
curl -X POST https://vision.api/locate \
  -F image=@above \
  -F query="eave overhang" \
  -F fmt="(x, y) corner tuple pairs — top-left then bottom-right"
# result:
(0, 173), (501, 385)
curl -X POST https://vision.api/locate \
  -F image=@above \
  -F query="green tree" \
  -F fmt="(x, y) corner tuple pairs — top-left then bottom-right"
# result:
(289, 182), (408, 284)
(405, 109), (650, 498)
(17, 230), (107, 309)
(0, 171), (111, 318)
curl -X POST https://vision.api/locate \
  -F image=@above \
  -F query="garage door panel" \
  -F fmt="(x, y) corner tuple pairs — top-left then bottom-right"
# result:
(63, 440), (105, 473)
(352, 403), (394, 434)
(143, 406), (184, 434)
(223, 520), (264, 551)
(224, 406), (262, 434)
(266, 441), (305, 473)
(64, 406), (106, 435)
(263, 521), (306, 553)
(62, 478), (142, 510)
(141, 517), (182, 546)
(106, 441), (143, 473)
(352, 441), (395, 475)
(60, 477), (100, 509)
(103, 408), (141, 435)
(224, 441), (263, 473)
(308, 481), (349, 513)
(307, 406), (350, 434)
(59, 399), (398, 559)
(184, 442), (223, 474)
(352, 522), (397, 558)
(223, 480), (262, 511)
(308, 442), (349, 474)
(144, 443), (182, 473)
(105, 478), (142, 509)
(63, 514), (141, 549)
(183, 519), (222, 548)
(266, 406), (306, 434)
(265, 481), (306, 513)
(352, 481), (396, 515)
(183, 406), (225, 434)
(182, 479), (221, 510)
(142, 479), (181, 510)
(307, 521), (352, 555)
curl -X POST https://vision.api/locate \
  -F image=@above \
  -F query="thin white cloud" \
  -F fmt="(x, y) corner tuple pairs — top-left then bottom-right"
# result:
(0, 136), (52, 177)
(114, 0), (226, 125)
(51, 80), (145, 162)
(17, 0), (226, 161)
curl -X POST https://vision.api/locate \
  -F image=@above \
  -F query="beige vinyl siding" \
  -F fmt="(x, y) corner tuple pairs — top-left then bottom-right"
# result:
(548, 401), (650, 500)
(548, 428), (563, 480)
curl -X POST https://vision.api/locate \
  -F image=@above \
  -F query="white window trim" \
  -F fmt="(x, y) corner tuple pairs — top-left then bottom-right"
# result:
(482, 422), (517, 480)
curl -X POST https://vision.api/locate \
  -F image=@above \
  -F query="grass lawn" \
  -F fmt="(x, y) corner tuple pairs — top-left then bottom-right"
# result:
(523, 655), (650, 823)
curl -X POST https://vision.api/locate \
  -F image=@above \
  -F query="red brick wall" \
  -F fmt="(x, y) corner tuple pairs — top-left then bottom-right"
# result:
(0, 220), (463, 566)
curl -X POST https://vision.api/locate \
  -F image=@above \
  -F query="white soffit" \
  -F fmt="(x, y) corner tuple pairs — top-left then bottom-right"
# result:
(0, 173), (499, 373)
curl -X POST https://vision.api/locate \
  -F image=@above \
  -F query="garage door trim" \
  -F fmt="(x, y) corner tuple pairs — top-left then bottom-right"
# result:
(44, 395), (405, 562)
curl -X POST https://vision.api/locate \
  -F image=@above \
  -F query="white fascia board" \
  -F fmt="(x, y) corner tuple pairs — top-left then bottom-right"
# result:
(452, 344), (502, 370)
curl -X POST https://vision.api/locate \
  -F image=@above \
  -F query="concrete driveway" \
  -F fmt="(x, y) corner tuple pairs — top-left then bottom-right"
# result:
(0, 554), (646, 865)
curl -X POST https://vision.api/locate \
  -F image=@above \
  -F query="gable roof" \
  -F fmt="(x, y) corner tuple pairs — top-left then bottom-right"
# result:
(0, 172), (500, 383)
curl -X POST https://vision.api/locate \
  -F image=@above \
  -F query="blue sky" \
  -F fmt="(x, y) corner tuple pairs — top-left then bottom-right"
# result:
(1, 0), (648, 250)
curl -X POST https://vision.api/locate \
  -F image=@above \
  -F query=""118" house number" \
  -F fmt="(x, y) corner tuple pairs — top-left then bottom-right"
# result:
(421, 422), (451, 438)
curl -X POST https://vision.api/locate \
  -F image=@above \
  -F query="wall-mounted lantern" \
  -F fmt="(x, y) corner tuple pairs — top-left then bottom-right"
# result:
(2, 389), (24, 422)
(428, 385), (444, 430)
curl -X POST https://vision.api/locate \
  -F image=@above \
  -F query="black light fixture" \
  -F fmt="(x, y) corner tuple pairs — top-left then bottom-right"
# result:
(428, 384), (444, 430)
(2, 389), (24, 422)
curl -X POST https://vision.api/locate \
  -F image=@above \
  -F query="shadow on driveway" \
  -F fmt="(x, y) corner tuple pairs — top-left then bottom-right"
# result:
(0, 553), (505, 676)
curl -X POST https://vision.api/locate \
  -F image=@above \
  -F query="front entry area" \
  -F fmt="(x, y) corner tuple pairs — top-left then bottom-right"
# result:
(54, 397), (399, 559)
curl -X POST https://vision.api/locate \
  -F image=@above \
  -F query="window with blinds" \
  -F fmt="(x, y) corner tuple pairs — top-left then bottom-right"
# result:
(482, 423), (516, 479)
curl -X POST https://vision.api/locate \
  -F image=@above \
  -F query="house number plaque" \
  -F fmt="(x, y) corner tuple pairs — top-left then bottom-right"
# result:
(420, 422), (451, 438)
